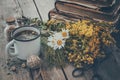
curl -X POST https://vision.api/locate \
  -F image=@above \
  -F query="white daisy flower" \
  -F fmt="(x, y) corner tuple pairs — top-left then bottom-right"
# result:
(53, 29), (69, 39)
(53, 32), (63, 39)
(47, 31), (67, 50)
(47, 36), (56, 48)
(47, 35), (65, 50)
(61, 29), (69, 39)
(54, 37), (65, 50)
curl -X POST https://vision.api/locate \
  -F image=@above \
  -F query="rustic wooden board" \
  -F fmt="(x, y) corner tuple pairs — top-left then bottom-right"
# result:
(34, 0), (55, 21)
(16, 0), (55, 21)
(32, 69), (42, 80)
(12, 68), (33, 80)
(40, 67), (66, 80)
(15, 0), (39, 18)
(0, 0), (16, 19)
(0, 4), (13, 79)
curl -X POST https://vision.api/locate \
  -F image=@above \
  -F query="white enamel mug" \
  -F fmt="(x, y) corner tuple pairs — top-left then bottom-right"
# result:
(5, 26), (41, 60)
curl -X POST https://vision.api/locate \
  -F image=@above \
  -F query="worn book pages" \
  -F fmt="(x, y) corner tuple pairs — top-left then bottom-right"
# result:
(55, 1), (120, 24)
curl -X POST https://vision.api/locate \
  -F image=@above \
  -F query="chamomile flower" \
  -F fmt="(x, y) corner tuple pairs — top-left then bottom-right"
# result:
(61, 29), (69, 39)
(53, 32), (63, 39)
(47, 33), (65, 50)
(54, 37), (65, 50)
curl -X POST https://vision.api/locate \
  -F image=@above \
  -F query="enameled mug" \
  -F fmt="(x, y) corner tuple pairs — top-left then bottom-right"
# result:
(5, 26), (41, 60)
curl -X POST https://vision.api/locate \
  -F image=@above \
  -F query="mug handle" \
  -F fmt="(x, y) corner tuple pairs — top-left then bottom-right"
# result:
(5, 40), (18, 56)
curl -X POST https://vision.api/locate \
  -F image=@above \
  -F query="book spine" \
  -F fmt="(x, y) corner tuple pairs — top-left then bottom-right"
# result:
(60, 0), (99, 9)
(55, 1), (116, 22)
(48, 9), (81, 21)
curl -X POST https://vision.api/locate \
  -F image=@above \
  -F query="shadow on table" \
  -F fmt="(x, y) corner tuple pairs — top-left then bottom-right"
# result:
(93, 19), (120, 79)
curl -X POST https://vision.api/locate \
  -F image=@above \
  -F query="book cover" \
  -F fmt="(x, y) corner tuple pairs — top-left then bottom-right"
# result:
(62, 0), (116, 8)
(55, 1), (120, 24)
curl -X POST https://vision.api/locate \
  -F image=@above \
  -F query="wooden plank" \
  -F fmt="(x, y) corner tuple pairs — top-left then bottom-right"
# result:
(0, 0), (17, 19)
(33, 0), (55, 21)
(0, 0), (16, 80)
(40, 67), (66, 80)
(16, 0), (55, 22)
(31, 67), (66, 80)
(16, 0), (39, 18)
(63, 65), (93, 80)
(17, 68), (32, 80)
(0, 4), (13, 79)
(1, 0), (55, 21)
(33, 69), (42, 80)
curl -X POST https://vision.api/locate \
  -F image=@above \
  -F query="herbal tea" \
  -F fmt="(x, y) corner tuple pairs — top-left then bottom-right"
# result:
(14, 30), (38, 40)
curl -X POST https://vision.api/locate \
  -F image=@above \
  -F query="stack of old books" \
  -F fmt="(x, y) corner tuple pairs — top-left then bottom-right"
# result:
(49, 0), (120, 25)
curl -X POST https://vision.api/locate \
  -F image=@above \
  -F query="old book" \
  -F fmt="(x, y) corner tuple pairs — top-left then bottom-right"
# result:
(55, 1), (120, 24)
(56, 0), (120, 15)
(49, 9), (120, 25)
(49, 9), (80, 21)
(60, 0), (116, 9)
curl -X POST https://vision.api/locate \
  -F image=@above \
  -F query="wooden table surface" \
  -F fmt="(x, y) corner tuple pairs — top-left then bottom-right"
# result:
(0, 0), (93, 80)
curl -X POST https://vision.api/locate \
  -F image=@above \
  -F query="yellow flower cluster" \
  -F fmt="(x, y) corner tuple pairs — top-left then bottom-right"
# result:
(65, 20), (94, 37)
(68, 53), (94, 68)
(64, 20), (115, 67)
(47, 19), (63, 26)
